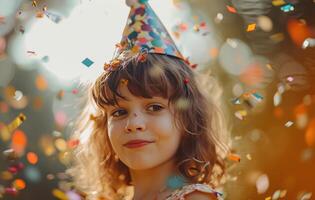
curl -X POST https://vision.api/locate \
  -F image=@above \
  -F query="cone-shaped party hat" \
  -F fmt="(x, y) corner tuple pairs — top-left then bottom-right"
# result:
(118, 0), (184, 60)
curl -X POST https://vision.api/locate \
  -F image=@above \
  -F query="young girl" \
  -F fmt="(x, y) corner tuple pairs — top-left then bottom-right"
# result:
(68, 1), (230, 199)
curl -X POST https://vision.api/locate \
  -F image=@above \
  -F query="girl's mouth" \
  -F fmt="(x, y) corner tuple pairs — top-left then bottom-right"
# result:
(123, 140), (154, 148)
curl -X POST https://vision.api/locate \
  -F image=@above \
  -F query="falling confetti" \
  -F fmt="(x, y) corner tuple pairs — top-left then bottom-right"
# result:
(13, 179), (26, 190)
(246, 23), (256, 32)
(214, 13), (224, 24)
(246, 154), (252, 160)
(35, 75), (48, 91)
(280, 4), (294, 12)
(36, 11), (44, 18)
(82, 58), (94, 67)
(14, 90), (23, 101)
(271, 189), (287, 199)
(228, 153), (241, 162)
(234, 110), (247, 120)
(226, 5), (237, 13)
(7, 113), (26, 133)
(285, 121), (294, 127)
(11, 130), (28, 155)
(272, 0), (286, 6)
(273, 91), (282, 106)
(52, 188), (68, 200)
(44, 11), (62, 23)
(32, 0), (37, 7)
(256, 174), (269, 194)
(297, 191), (312, 200)
(27, 152), (39, 165)
(305, 118), (315, 147)
(57, 90), (65, 100)
(2, 149), (19, 161)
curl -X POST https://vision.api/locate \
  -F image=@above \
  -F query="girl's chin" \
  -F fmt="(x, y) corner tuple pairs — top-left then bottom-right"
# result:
(124, 161), (159, 171)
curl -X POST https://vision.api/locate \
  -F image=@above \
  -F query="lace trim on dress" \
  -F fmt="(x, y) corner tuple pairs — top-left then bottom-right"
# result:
(165, 183), (223, 200)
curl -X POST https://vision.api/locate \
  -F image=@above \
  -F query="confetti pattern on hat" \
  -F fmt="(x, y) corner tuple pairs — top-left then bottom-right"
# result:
(119, 0), (184, 60)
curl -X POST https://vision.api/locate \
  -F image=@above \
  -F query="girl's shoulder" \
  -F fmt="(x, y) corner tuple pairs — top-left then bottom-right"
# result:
(166, 183), (223, 200)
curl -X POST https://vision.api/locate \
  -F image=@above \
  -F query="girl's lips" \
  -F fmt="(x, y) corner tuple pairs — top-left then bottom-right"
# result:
(123, 140), (154, 148)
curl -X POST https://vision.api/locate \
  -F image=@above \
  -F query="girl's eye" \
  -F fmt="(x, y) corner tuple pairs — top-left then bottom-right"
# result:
(111, 104), (163, 118)
(111, 109), (127, 117)
(147, 104), (164, 112)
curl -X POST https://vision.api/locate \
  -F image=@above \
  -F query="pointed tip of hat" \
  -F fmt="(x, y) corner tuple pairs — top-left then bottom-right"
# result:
(125, 0), (149, 7)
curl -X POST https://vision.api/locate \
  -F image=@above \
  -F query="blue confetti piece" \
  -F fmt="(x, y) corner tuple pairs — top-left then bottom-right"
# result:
(280, 4), (294, 12)
(44, 11), (62, 23)
(82, 58), (94, 67)
(251, 92), (264, 102)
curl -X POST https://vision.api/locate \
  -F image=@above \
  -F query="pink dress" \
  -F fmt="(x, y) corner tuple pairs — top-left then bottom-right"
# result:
(165, 183), (223, 200)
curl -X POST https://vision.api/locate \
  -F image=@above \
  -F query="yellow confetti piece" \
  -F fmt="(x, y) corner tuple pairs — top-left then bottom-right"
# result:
(52, 188), (68, 200)
(270, 33), (285, 43)
(1, 114), (26, 142)
(0, 123), (10, 142)
(246, 154), (252, 160)
(1, 171), (13, 180)
(55, 138), (67, 152)
(272, 0), (286, 6)
(265, 197), (271, 200)
(247, 23), (256, 32)
(7, 113), (26, 133)
(234, 110), (247, 120)
(32, 0), (37, 7)
(266, 63), (273, 70)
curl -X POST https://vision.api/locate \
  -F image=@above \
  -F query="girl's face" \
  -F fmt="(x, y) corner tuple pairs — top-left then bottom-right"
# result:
(105, 83), (182, 170)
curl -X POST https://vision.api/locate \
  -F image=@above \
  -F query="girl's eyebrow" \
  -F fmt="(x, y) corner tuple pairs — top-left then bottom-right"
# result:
(112, 97), (167, 106)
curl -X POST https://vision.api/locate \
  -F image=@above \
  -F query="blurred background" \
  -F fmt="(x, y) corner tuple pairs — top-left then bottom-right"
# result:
(0, 0), (314, 199)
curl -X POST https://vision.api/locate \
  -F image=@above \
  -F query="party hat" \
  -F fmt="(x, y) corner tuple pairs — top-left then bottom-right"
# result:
(118, 0), (184, 60)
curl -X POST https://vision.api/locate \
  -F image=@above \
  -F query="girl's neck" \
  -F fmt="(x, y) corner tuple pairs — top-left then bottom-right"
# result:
(130, 158), (183, 200)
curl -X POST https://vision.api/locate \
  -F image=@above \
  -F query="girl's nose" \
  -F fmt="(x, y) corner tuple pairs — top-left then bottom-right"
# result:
(124, 112), (146, 133)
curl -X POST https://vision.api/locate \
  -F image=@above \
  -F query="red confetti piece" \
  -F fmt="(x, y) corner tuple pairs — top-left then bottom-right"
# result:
(5, 187), (18, 196)
(226, 5), (237, 13)
(72, 89), (79, 94)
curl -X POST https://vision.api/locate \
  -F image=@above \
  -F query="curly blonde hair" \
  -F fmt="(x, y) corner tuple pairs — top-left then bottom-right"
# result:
(68, 52), (230, 200)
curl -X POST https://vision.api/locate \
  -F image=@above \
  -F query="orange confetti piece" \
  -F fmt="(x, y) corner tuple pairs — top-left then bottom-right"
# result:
(13, 179), (26, 190)
(0, 102), (9, 113)
(27, 152), (38, 165)
(209, 48), (219, 58)
(247, 23), (256, 32)
(36, 11), (44, 18)
(179, 23), (188, 32)
(226, 5), (237, 13)
(228, 153), (241, 162)
(35, 75), (48, 91)
(305, 118), (315, 147)
(11, 130), (27, 155)
(0, 16), (5, 24)
(287, 19), (312, 47)
(33, 96), (43, 110)
(67, 139), (79, 149)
